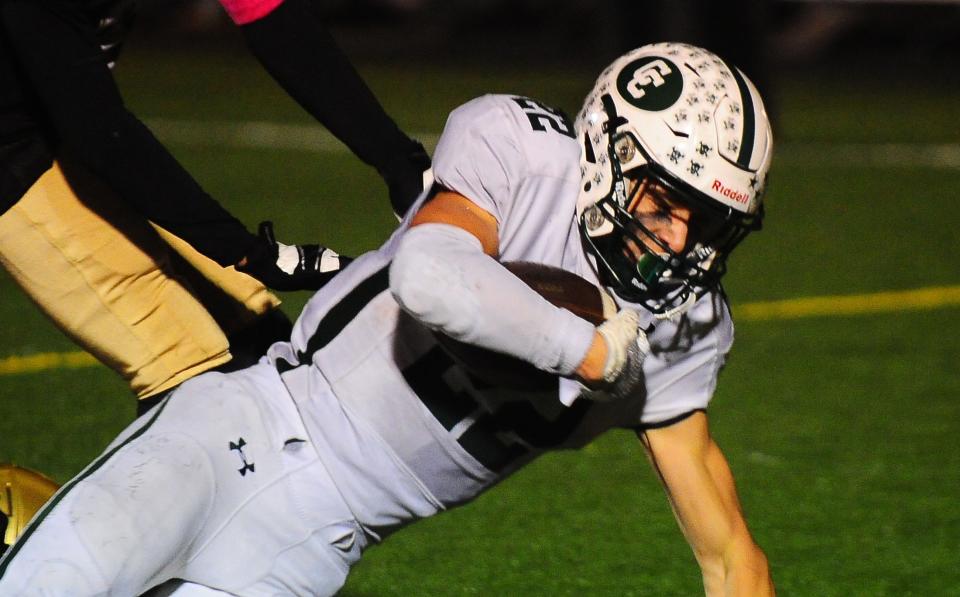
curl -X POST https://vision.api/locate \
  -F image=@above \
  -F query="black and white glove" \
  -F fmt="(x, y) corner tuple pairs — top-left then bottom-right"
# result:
(237, 221), (351, 291)
(587, 308), (651, 402)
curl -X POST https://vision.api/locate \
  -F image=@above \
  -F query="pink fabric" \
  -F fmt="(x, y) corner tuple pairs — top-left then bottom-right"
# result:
(218, 0), (284, 25)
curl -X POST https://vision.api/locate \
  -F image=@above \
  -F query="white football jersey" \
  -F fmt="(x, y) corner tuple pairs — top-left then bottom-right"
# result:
(266, 95), (733, 537)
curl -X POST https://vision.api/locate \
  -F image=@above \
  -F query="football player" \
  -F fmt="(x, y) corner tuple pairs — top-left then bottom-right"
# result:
(0, 0), (431, 410)
(0, 43), (775, 596)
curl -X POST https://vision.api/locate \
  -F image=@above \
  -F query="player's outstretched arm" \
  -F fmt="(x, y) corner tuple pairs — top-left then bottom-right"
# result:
(225, 0), (431, 216)
(638, 411), (775, 597)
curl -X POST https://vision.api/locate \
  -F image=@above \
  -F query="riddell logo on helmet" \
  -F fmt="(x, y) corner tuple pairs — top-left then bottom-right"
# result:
(711, 180), (750, 204)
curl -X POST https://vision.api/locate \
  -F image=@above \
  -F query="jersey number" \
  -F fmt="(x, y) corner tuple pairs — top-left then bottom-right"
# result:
(512, 97), (576, 139)
(402, 346), (590, 472)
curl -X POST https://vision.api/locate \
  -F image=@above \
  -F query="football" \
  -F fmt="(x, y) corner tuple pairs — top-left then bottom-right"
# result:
(434, 262), (611, 390)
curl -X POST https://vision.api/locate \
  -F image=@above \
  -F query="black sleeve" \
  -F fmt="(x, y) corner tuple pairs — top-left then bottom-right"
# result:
(0, 0), (258, 266)
(0, 26), (55, 213)
(239, 0), (420, 174)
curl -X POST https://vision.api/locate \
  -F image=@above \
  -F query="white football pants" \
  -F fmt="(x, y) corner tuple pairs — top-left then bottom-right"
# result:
(0, 363), (366, 596)
(143, 580), (233, 596)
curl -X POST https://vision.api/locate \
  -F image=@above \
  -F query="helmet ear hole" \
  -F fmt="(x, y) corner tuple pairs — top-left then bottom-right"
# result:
(582, 131), (597, 165)
(584, 206), (608, 233)
(614, 135), (637, 165)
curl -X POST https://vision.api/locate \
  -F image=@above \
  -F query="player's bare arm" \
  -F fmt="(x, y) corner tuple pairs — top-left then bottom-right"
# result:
(640, 412), (775, 596)
(409, 189), (612, 383)
(410, 190), (500, 256)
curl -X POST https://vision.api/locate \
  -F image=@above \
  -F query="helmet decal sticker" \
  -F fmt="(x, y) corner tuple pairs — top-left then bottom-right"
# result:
(724, 61), (756, 169)
(711, 179), (750, 204)
(616, 57), (683, 112)
(600, 93), (628, 133)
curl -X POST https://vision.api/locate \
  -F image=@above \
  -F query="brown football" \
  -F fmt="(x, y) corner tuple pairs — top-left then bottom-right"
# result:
(434, 261), (610, 390)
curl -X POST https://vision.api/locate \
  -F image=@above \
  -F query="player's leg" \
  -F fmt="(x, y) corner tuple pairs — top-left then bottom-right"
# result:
(180, 450), (367, 596)
(0, 161), (233, 398)
(171, 367), (367, 595)
(0, 364), (363, 596)
(153, 225), (289, 369)
(0, 160), (287, 403)
(0, 395), (215, 595)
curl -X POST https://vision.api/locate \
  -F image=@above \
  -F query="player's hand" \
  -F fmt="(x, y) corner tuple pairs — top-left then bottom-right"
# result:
(577, 308), (650, 401)
(237, 221), (351, 291)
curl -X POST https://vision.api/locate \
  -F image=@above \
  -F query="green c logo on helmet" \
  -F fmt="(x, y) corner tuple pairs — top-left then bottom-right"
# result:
(617, 57), (683, 112)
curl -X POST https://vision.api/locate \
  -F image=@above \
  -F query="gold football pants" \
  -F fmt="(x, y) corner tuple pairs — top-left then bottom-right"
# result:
(0, 161), (280, 399)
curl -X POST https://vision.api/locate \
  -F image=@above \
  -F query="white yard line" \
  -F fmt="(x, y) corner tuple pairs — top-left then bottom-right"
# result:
(147, 118), (441, 154)
(776, 141), (960, 169)
(146, 118), (960, 170)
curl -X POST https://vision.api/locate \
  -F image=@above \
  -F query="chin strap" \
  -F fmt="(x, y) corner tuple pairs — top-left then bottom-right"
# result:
(654, 291), (697, 323)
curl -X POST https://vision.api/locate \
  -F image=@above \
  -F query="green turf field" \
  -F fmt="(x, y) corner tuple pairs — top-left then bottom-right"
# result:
(1, 42), (959, 595)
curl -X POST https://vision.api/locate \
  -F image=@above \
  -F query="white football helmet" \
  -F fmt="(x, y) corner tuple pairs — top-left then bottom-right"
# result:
(575, 42), (773, 314)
